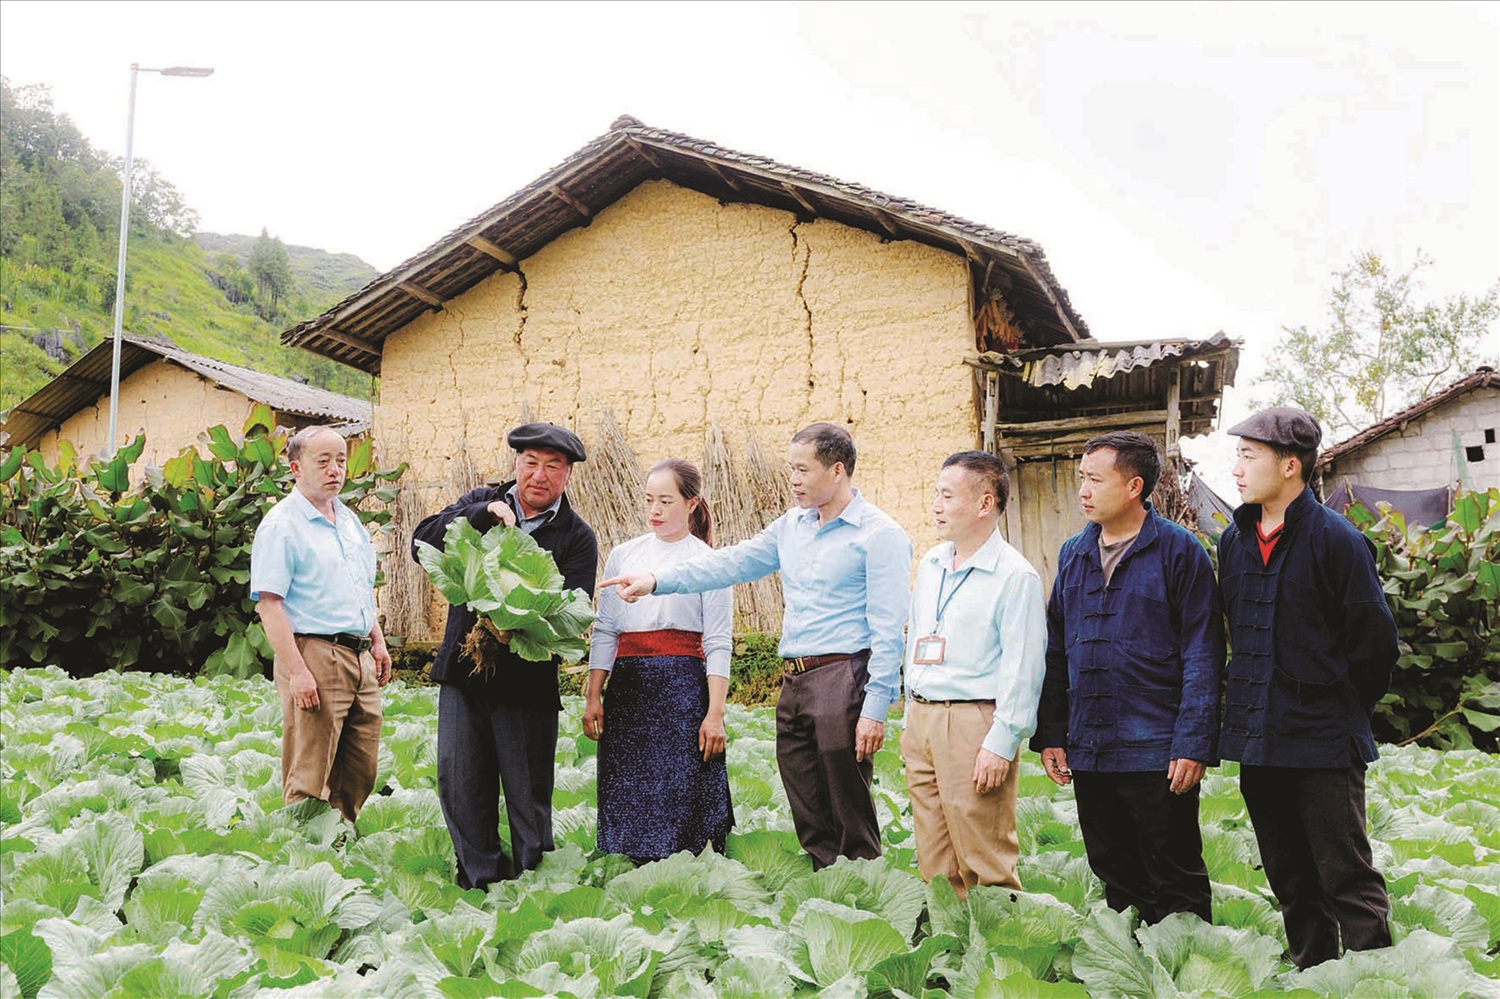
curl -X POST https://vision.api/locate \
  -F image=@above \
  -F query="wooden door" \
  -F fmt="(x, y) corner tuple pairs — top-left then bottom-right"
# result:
(1011, 456), (1087, 597)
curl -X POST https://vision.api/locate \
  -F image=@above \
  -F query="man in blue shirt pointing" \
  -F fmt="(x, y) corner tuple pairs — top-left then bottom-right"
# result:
(604, 422), (912, 868)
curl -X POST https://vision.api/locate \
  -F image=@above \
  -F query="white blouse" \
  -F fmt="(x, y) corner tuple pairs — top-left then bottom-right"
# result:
(591, 533), (735, 677)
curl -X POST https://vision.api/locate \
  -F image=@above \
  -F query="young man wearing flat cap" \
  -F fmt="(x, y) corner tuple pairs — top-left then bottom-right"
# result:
(1221, 406), (1399, 969)
(412, 422), (598, 888)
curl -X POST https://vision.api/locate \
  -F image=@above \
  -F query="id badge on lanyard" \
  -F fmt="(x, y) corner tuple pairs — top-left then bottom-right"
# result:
(913, 635), (946, 664)
(914, 566), (973, 666)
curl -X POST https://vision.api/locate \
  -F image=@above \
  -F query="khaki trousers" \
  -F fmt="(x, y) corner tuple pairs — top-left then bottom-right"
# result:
(901, 699), (1022, 892)
(275, 636), (382, 822)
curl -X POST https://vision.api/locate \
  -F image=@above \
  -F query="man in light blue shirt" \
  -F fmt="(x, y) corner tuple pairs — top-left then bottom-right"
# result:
(902, 451), (1046, 894)
(251, 426), (391, 823)
(604, 423), (912, 868)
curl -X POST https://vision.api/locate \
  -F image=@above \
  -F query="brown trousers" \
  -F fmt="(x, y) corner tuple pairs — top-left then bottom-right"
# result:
(275, 636), (382, 822)
(775, 654), (881, 869)
(902, 699), (1022, 892)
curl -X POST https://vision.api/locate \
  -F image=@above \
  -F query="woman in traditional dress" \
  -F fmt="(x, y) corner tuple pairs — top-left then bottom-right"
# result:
(584, 458), (734, 860)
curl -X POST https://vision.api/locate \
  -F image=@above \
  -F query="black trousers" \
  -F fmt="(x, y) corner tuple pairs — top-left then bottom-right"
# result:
(1240, 763), (1391, 969)
(437, 684), (558, 889)
(1073, 770), (1212, 924)
(775, 654), (881, 870)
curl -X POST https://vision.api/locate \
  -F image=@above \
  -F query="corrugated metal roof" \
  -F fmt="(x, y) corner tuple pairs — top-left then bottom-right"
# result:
(2, 335), (372, 449)
(976, 332), (1239, 389)
(970, 332), (1241, 441)
(281, 115), (1090, 371)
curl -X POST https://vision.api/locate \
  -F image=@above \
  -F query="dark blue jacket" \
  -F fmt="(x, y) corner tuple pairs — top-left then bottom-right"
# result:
(411, 483), (597, 709)
(1030, 505), (1225, 771)
(1218, 487), (1397, 767)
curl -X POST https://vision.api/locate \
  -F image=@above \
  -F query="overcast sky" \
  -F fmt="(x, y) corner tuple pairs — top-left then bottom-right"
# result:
(2, 1), (1496, 490)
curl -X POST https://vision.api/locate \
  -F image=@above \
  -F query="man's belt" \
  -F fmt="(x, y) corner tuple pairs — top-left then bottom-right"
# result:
(783, 650), (867, 675)
(298, 632), (373, 653)
(910, 692), (996, 707)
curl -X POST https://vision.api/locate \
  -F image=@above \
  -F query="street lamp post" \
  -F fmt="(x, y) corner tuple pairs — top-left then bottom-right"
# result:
(105, 63), (213, 456)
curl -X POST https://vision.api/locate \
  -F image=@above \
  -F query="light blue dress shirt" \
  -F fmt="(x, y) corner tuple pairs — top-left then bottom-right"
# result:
(654, 491), (912, 720)
(250, 488), (377, 636)
(904, 529), (1047, 759)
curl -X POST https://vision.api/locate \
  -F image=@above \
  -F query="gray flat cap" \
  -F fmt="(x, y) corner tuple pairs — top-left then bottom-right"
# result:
(507, 422), (586, 463)
(1227, 407), (1322, 450)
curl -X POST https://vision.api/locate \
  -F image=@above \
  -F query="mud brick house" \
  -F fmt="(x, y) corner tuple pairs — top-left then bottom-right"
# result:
(282, 117), (1236, 634)
(3, 334), (371, 467)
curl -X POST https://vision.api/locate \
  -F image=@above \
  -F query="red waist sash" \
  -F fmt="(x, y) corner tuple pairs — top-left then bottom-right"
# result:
(616, 629), (705, 659)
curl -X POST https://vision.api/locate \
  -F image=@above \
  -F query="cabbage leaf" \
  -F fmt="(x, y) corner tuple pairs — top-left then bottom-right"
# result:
(415, 519), (594, 663)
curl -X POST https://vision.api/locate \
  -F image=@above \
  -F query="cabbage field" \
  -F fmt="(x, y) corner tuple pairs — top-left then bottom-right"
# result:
(2, 668), (1498, 999)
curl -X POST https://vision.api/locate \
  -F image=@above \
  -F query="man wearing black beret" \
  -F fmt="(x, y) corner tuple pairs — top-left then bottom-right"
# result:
(1220, 406), (1398, 968)
(412, 422), (598, 888)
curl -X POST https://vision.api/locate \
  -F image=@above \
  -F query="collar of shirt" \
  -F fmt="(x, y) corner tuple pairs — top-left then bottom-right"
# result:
(505, 484), (563, 532)
(794, 489), (868, 531)
(289, 485), (349, 525)
(925, 527), (1006, 574)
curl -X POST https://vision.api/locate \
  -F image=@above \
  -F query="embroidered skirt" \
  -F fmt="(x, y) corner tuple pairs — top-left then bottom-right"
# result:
(596, 646), (734, 860)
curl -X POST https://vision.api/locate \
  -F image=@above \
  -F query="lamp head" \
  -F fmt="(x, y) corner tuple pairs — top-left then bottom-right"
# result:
(160, 66), (214, 78)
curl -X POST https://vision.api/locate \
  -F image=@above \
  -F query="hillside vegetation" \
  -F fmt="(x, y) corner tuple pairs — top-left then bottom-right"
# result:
(0, 78), (379, 415)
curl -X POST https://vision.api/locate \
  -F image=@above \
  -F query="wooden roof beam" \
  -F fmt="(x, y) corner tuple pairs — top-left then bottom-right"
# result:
(705, 160), (743, 192)
(994, 409), (1171, 435)
(316, 327), (382, 358)
(867, 206), (899, 238)
(781, 182), (818, 215)
(625, 137), (665, 171)
(465, 235), (518, 268)
(550, 185), (593, 219)
(1019, 254), (1081, 342)
(397, 281), (444, 309)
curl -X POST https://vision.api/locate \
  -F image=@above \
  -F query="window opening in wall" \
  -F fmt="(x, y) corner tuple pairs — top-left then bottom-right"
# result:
(1466, 445), (1486, 463)
(1486, 428), (1496, 444)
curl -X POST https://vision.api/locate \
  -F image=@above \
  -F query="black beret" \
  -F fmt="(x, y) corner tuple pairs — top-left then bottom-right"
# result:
(507, 422), (586, 463)
(1227, 407), (1322, 451)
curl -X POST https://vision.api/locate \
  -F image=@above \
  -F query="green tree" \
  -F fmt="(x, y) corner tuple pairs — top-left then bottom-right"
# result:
(128, 159), (199, 238)
(1257, 251), (1498, 435)
(248, 226), (293, 310)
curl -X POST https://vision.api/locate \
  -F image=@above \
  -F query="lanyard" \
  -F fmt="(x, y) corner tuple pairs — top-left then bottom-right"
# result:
(934, 566), (975, 632)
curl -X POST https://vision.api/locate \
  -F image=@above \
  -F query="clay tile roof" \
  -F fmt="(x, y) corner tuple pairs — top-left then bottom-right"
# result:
(1316, 367), (1500, 469)
(282, 116), (1091, 373)
(1, 334), (372, 450)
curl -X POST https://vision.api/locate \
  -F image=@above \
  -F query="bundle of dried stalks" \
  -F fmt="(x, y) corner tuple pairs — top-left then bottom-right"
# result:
(566, 407), (649, 568)
(393, 441), (480, 642)
(379, 485), (428, 641)
(702, 423), (789, 635)
(1152, 456), (1200, 533)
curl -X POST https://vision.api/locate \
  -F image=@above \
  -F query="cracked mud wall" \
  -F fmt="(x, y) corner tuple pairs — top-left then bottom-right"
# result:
(38, 362), (259, 467)
(377, 180), (976, 634)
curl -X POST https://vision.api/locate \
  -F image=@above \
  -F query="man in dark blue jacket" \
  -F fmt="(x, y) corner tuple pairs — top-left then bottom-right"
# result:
(411, 423), (598, 889)
(1032, 431), (1225, 924)
(1221, 408), (1398, 969)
